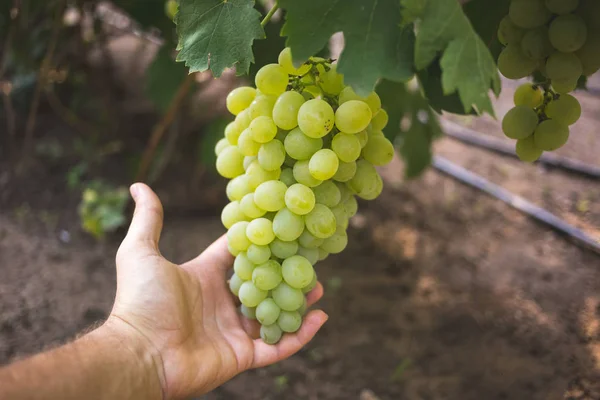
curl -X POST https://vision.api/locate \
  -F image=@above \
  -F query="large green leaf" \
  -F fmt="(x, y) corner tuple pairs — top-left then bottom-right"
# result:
(175, 0), (264, 77)
(145, 44), (189, 113)
(279, 0), (415, 96)
(463, 0), (509, 60)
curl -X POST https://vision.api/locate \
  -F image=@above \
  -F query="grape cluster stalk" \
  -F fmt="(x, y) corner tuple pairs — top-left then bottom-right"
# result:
(214, 48), (394, 344)
(497, 0), (598, 161)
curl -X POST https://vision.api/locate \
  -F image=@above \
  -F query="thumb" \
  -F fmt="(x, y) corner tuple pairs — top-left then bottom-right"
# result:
(124, 183), (164, 248)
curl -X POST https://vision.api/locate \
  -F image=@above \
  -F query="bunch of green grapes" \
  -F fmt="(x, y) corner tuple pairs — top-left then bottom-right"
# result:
(214, 48), (393, 344)
(497, 0), (597, 161)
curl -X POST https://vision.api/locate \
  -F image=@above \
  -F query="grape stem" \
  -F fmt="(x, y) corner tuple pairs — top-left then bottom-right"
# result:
(261, 2), (279, 27)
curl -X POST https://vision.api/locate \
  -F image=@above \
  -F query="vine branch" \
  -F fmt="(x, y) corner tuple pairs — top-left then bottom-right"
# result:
(261, 2), (279, 27)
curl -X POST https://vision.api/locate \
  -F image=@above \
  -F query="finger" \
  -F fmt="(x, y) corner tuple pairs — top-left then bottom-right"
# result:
(251, 310), (328, 369)
(182, 234), (233, 274)
(124, 183), (164, 247)
(305, 282), (324, 308)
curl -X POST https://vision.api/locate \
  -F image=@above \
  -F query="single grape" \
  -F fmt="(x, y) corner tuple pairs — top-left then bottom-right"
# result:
(330, 204), (349, 230)
(260, 323), (283, 344)
(246, 161), (281, 190)
(216, 146), (245, 179)
(240, 193), (267, 219)
(521, 27), (553, 61)
(279, 168), (296, 187)
(576, 33), (600, 76)
(277, 310), (302, 333)
(293, 160), (323, 187)
(285, 183), (316, 215)
(272, 91), (305, 130)
(332, 160), (357, 182)
(514, 83), (543, 108)
(246, 218), (276, 246)
(309, 149), (339, 181)
(228, 244), (241, 257)
(497, 45), (538, 79)
(248, 94), (277, 120)
(297, 99), (335, 138)
(225, 122), (242, 145)
(502, 106), (539, 140)
(255, 64), (289, 95)
(516, 135), (543, 162)
(249, 116), (277, 143)
(305, 204), (337, 239)
(338, 86), (381, 114)
(256, 298), (281, 326)
(284, 127), (323, 160)
(545, 0), (579, 15)
(226, 175), (250, 202)
(239, 281), (268, 307)
(240, 305), (256, 320)
(227, 221), (251, 251)
(546, 94), (581, 126)
(246, 244), (271, 265)
(319, 64), (345, 95)
(348, 160), (383, 200)
(311, 181), (341, 209)
(296, 246), (319, 265)
(237, 128), (262, 156)
(221, 201), (247, 229)
(335, 100), (372, 134)
(235, 108), (252, 130)
(229, 273), (244, 296)
(343, 195), (358, 217)
(243, 156), (256, 171)
(298, 230), (325, 249)
(252, 260), (282, 291)
(549, 14), (587, 53)
(226, 86), (256, 116)
(331, 133), (361, 163)
(270, 238), (299, 259)
(282, 255), (315, 289)
(497, 15), (525, 45)
(272, 208), (305, 241)
(552, 78), (579, 94)
(302, 273), (318, 294)
(254, 180), (287, 212)
(361, 136), (394, 166)
(320, 227), (348, 254)
(509, 0), (551, 29)
(215, 138), (230, 156)
(272, 282), (305, 311)
(358, 175), (383, 200)
(278, 47), (311, 76)
(371, 109), (389, 131)
(533, 119), (570, 151)
(546, 52), (583, 82)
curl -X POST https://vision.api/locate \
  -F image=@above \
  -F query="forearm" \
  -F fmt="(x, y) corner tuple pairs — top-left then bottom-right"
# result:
(0, 320), (164, 400)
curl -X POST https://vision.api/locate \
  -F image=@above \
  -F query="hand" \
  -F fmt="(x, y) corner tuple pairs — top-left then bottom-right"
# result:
(107, 183), (328, 400)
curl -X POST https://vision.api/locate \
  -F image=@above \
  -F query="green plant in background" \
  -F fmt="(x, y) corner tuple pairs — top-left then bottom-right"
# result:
(78, 181), (129, 239)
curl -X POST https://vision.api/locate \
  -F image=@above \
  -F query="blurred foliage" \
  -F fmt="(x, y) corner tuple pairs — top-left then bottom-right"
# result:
(78, 181), (129, 239)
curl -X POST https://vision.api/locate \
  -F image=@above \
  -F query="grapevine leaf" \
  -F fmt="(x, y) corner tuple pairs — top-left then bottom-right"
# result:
(463, 0), (509, 60)
(417, 59), (476, 115)
(175, 0), (264, 77)
(248, 16), (286, 80)
(400, 121), (436, 179)
(279, 0), (415, 96)
(145, 45), (189, 113)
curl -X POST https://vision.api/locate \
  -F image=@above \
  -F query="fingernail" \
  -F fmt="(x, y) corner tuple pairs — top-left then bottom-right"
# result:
(130, 184), (140, 201)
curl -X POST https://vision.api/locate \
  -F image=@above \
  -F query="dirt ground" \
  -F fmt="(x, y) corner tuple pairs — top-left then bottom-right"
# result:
(2, 72), (600, 400)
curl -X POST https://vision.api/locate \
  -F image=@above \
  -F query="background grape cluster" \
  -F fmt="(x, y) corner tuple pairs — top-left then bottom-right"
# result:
(214, 48), (394, 344)
(497, 0), (599, 162)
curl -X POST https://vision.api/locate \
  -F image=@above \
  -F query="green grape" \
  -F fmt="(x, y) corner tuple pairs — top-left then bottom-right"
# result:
(356, 129), (369, 148)
(237, 128), (262, 156)
(284, 127), (323, 160)
(226, 175), (251, 201)
(270, 238), (299, 259)
(273, 208), (305, 241)
(497, 15), (525, 45)
(576, 33), (600, 76)
(546, 95), (581, 126)
(549, 15), (587, 53)
(369, 129), (385, 139)
(333, 160), (357, 182)
(515, 135), (543, 162)
(256, 298), (281, 326)
(240, 193), (267, 219)
(278, 47), (311, 76)
(336, 182), (353, 203)
(246, 217), (276, 246)
(361, 136), (394, 166)
(225, 122), (242, 145)
(298, 298), (308, 315)
(215, 138), (230, 156)
(335, 100), (372, 134)
(514, 83), (543, 108)
(282, 255), (315, 289)
(359, 176), (383, 201)
(277, 310), (302, 333)
(312, 180), (341, 208)
(338, 86), (381, 114)
(255, 64), (289, 96)
(497, 44), (538, 79)
(235, 108), (253, 130)
(298, 230), (324, 249)
(285, 183), (316, 215)
(521, 27), (553, 60)
(309, 149), (339, 181)
(249, 116), (278, 143)
(258, 140), (285, 172)
(545, 0), (579, 14)
(272, 282), (305, 311)
(552, 78), (578, 94)
(546, 52), (583, 82)
(319, 64), (345, 95)
(533, 120), (570, 151)
(234, 252), (255, 281)
(240, 305), (256, 320)
(165, 0), (178, 20)
(371, 109), (389, 131)
(260, 323), (283, 344)
(229, 273), (244, 296)
(228, 244), (241, 257)
(348, 160), (382, 200)
(226, 86), (256, 116)
(330, 204), (349, 230)
(254, 180), (287, 212)
(331, 133), (361, 162)
(246, 161), (280, 190)
(238, 281), (268, 307)
(509, 0), (551, 29)
(343, 195), (358, 217)
(279, 168), (296, 187)
(293, 160), (323, 187)
(320, 227), (348, 254)
(501, 106), (539, 140)
(243, 156), (256, 171)
(221, 201), (247, 229)
(305, 204), (337, 239)
(296, 246), (319, 265)
(302, 273), (318, 294)
(247, 244), (271, 265)
(248, 94), (277, 120)
(297, 99), (335, 138)
(252, 260), (282, 291)
(272, 91), (305, 130)
(216, 146), (245, 179)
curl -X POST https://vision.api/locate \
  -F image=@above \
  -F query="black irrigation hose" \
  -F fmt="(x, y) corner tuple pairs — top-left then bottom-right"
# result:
(431, 155), (600, 256)
(440, 120), (600, 180)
